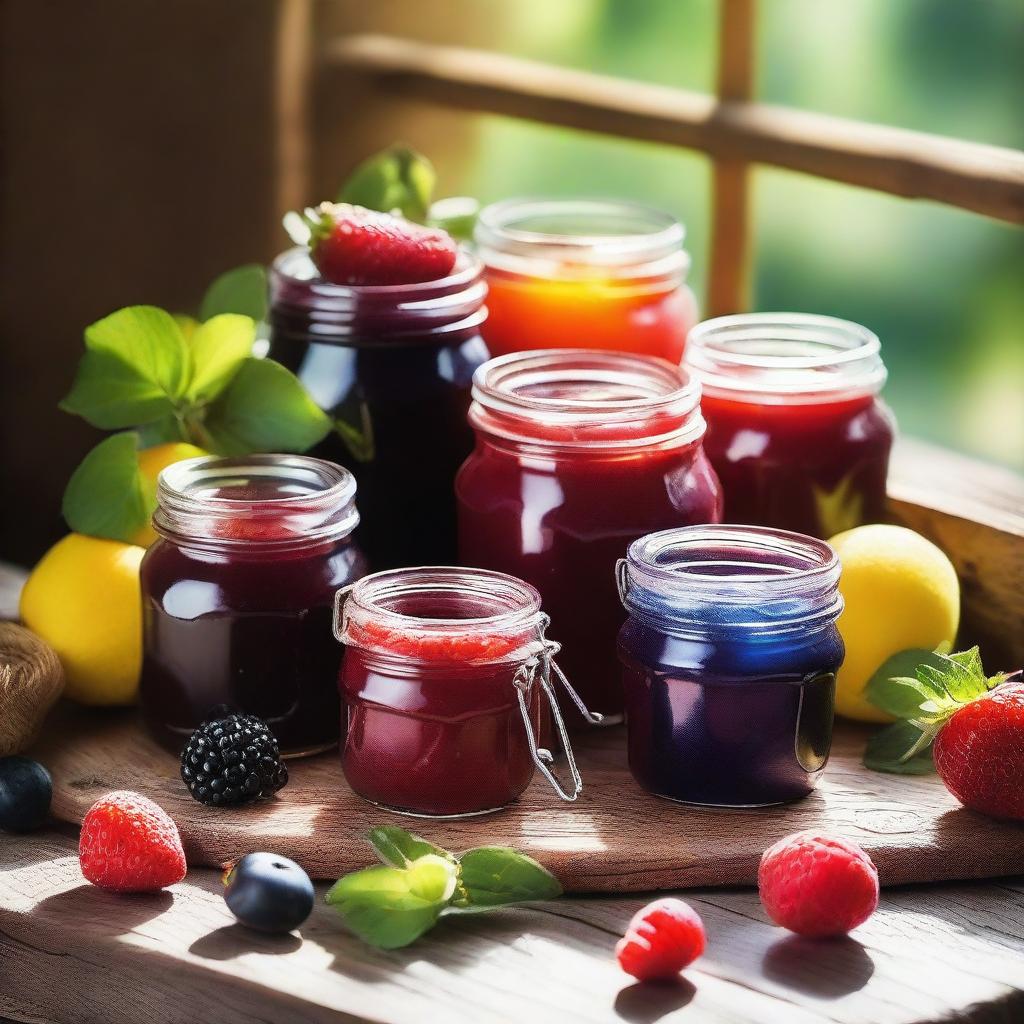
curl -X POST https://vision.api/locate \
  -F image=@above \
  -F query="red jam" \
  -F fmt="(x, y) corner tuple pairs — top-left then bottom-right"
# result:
(686, 314), (896, 538)
(476, 199), (697, 362)
(139, 455), (367, 756)
(456, 351), (723, 723)
(338, 568), (556, 817)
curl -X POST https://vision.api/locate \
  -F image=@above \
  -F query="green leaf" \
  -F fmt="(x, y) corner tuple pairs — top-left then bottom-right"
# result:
(865, 649), (963, 719)
(918, 649), (993, 704)
(199, 264), (268, 323)
(368, 826), (454, 869)
(203, 358), (331, 455)
(335, 403), (375, 463)
(428, 196), (480, 241)
(137, 415), (186, 447)
(454, 847), (562, 909)
(61, 306), (191, 428)
(186, 314), (256, 401)
(62, 432), (154, 543)
(325, 856), (457, 949)
(864, 720), (937, 775)
(338, 145), (436, 222)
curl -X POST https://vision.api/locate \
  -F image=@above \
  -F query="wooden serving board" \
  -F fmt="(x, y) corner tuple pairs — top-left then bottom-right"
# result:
(33, 707), (1024, 892)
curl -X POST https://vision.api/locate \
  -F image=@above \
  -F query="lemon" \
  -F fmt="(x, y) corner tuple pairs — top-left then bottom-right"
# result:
(829, 524), (960, 722)
(132, 442), (208, 546)
(20, 534), (145, 705)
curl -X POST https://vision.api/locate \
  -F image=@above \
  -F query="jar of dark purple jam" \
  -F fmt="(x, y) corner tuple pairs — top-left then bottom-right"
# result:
(617, 525), (844, 807)
(139, 454), (368, 756)
(267, 248), (489, 568)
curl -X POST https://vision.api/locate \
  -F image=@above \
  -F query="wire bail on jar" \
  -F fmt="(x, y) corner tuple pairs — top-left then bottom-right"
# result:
(332, 588), (601, 803)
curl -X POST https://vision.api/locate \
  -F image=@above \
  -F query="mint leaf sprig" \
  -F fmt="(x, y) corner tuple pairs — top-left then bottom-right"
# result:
(325, 826), (562, 949)
(863, 647), (1014, 774)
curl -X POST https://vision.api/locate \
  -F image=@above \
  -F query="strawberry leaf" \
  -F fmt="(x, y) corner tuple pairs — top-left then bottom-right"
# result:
(199, 265), (268, 323)
(61, 306), (191, 428)
(62, 432), (154, 543)
(185, 314), (256, 402)
(865, 648), (952, 718)
(864, 720), (937, 775)
(202, 358), (331, 455)
(337, 145), (436, 222)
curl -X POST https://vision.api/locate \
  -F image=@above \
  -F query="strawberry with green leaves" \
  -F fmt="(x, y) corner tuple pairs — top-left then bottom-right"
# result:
(292, 202), (458, 287)
(864, 646), (1024, 819)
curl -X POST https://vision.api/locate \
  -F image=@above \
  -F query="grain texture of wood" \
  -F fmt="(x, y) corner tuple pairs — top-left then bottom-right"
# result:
(888, 439), (1024, 670)
(3, 832), (1024, 1024)
(325, 34), (1024, 224)
(30, 708), (1024, 893)
(708, 0), (756, 317)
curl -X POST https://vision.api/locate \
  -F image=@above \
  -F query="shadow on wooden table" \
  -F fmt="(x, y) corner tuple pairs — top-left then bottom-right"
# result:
(613, 977), (696, 1022)
(762, 934), (875, 998)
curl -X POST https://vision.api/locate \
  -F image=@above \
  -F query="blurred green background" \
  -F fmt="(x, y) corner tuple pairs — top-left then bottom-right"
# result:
(445, 0), (1024, 469)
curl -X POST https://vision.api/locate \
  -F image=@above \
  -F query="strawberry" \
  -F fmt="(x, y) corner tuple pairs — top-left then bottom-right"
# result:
(615, 897), (706, 981)
(301, 202), (457, 286)
(934, 682), (1024, 819)
(79, 790), (187, 893)
(758, 831), (879, 937)
(863, 646), (1022, 819)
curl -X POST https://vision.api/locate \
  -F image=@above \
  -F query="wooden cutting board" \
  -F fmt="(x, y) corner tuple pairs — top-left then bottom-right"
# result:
(33, 707), (1024, 892)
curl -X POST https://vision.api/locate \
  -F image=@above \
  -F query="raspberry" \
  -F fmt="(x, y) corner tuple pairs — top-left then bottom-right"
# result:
(758, 831), (878, 937)
(79, 791), (187, 893)
(304, 202), (458, 286)
(615, 897), (706, 981)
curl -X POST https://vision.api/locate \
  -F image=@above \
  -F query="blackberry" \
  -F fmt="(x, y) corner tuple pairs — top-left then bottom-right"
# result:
(180, 713), (288, 807)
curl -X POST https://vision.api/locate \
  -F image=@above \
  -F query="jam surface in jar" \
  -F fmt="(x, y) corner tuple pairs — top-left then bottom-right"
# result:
(456, 350), (722, 723)
(475, 199), (697, 362)
(685, 313), (896, 538)
(618, 525), (844, 807)
(267, 248), (489, 568)
(139, 455), (367, 756)
(338, 567), (563, 817)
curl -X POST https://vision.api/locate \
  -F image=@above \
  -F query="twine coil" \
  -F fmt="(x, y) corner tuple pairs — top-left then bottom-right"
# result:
(0, 621), (64, 756)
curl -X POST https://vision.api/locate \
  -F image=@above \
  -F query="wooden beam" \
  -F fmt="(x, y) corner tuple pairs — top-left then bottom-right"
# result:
(709, 0), (756, 317)
(272, 0), (313, 213)
(325, 34), (1024, 225)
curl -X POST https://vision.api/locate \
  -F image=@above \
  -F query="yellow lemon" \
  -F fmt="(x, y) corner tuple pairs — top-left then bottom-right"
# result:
(829, 524), (960, 722)
(132, 442), (208, 546)
(19, 534), (145, 705)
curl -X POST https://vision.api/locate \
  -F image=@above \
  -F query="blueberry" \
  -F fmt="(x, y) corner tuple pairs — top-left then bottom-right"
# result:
(224, 852), (315, 933)
(0, 757), (52, 832)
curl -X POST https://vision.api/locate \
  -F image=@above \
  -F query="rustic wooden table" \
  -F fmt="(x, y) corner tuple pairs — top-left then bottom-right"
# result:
(2, 830), (1024, 1024)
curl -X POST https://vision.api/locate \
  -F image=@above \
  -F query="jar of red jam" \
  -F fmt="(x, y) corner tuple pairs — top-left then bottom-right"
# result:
(685, 313), (896, 538)
(139, 454), (367, 756)
(456, 350), (723, 723)
(335, 567), (592, 817)
(267, 248), (488, 568)
(475, 199), (697, 362)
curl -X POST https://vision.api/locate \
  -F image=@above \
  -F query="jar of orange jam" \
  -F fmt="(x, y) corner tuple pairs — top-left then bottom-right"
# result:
(475, 199), (697, 362)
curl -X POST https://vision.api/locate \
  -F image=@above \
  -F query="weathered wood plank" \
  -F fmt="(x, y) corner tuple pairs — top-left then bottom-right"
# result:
(325, 34), (1024, 224)
(2, 832), (1024, 1024)
(31, 709), (1024, 892)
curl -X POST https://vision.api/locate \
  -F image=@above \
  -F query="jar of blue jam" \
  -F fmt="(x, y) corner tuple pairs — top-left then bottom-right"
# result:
(616, 525), (844, 807)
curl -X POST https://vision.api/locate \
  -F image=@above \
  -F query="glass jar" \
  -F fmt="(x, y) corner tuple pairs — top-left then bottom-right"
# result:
(335, 567), (593, 817)
(617, 525), (844, 807)
(475, 199), (697, 362)
(685, 313), (897, 538)
(456, 350), (722, 724)
(267, 247), (489, 568)
(139, 454), (367, 756)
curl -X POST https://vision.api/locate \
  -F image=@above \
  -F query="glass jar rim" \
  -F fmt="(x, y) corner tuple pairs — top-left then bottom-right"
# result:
(685, 312), (886, 404)
(620, 525), (842, 635)
(154, 454), (359, 551)
(268, 248), (487, 342)
(475, 197), (689, 281)
(470, 348), (705, 450)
